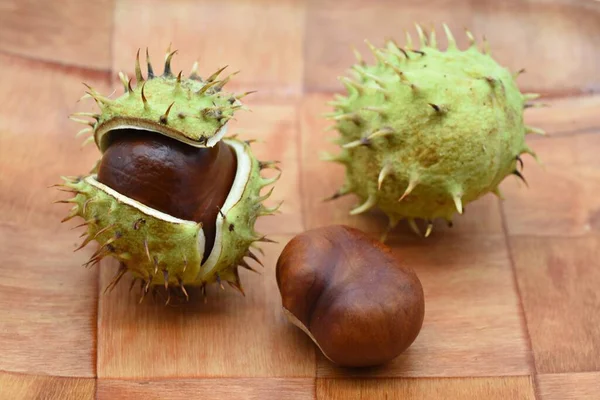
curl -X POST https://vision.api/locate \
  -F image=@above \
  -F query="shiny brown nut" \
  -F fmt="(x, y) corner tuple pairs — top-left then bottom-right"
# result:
(97, 128), (237, 260)
(276, 225), (425, 367)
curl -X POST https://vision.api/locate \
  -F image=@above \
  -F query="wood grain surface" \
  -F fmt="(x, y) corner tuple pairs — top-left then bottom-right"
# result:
(97, 378), (314, 400)
(227, 103), (304, 235)
(502, 133), (600, 237)
(0, 371), (95, 400)
(112, 0), (305, 100)
(0, 225), (98, 377)
(510, 235), (600, 373)
(317, 376), (536, 400)
(1, 0), (599, 399)
(304, 0), (600, 97)
(537, 372), (600, 400)
(0, 52), (110, 229)
(0, 0), (114, 70)
(97, 235), (316, 379)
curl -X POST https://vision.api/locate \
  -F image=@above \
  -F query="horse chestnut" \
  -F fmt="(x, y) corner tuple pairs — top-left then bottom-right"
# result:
(97, 129), (237, 262)
(276, 225), (425, 367)
(56, 48), (281, 300)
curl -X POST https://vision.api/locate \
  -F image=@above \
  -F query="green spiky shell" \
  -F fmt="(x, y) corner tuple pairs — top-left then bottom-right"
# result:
(60, 48), (280, 298)
(60, 139), (278, 293)
(72, 48), (251, 151)
(325, 24), (541, 236)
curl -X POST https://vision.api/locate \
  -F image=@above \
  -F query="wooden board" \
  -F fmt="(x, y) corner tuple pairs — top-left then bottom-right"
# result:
(1, 0), (599, 398)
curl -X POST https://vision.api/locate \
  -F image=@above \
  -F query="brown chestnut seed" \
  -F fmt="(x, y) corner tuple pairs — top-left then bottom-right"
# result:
(276, 225), (425, 368)
(97, 128), (237, 261)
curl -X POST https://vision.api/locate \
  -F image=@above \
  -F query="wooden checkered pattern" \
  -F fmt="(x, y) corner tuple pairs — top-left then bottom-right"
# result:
(1, 0), (599, 398)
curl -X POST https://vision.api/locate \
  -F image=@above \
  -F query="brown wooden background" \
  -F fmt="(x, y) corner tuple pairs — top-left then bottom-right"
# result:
(1, 0), (599, 399)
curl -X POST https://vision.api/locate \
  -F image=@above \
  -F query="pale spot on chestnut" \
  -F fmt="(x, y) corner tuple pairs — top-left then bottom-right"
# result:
(276, 225), (425, 368)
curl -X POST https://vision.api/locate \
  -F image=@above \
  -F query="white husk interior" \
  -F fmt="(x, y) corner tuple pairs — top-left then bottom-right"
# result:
(282, 307), (335, 363)
(86, 176), (190, 223)
(99, 123), (229, 149)
(199, 138), (251, 278)
(206, 124), (228, 147)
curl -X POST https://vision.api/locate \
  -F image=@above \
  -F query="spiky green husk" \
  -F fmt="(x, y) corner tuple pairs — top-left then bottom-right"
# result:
(72, 47), (251, 151)
(325, 24), (541, 237)
(59, 139), (279, 298)
(59, 47), (280, 301)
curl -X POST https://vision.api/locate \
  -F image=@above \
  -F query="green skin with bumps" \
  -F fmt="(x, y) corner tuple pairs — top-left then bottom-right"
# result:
(327, 25), (540, 232)
(61, 139), (274, 290)
(60, 49), (280, 297)
(90, 70), (239, 151)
